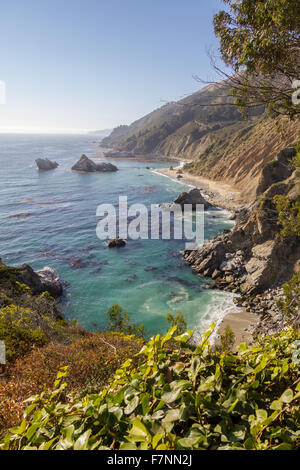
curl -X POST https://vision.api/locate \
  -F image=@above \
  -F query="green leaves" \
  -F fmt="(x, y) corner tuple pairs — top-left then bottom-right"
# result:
(256, 409), (268, 423)
(161, 380), (189, 404)
(124, 396), (140, 415)
(74, 430), (91, 450)
(280, 389), (294, 404)
(1, 327), (299, 451)
(214, 0), (300, 118)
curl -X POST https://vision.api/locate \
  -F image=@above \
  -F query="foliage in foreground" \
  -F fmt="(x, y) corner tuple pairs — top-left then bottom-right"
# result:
(106, 304), (148, 339)
(277, 272), (300, 328)
(1, 326), (299, 450)
(0, 332), (141, 435)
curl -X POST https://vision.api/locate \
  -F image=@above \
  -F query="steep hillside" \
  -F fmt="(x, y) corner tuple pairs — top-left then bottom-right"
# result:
(102, 80), (300, 200)
(184, 116), (300, 201)
(102, 80), (256, 154)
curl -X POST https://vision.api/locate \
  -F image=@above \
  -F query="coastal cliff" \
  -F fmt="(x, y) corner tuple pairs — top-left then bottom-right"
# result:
(102, 80), (300, 201)
(182, 147), (300, 336)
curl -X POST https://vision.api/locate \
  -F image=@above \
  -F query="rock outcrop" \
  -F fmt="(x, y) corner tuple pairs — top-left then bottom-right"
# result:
(174, 189), (212, 210)
(256, 147), (295, 196)
(182, 174), (299, 296)
(36, 158), (59, 170)
(182, 145), (300, 300)
(72, 155), (118, 173)
(35, 267), (63, 298)
(107, 237), (126, 248)
(15, 264), (63, 298)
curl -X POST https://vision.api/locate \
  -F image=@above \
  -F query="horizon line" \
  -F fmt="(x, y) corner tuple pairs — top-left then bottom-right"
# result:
(0, 126), (112, 135)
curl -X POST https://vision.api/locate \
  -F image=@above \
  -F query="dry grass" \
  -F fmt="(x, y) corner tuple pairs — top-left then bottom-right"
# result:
(0, 332), (141, 435)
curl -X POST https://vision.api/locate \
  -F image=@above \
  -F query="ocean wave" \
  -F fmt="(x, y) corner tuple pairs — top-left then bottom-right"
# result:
(151, 169), (194, 189)
(192, 292), (241, 346)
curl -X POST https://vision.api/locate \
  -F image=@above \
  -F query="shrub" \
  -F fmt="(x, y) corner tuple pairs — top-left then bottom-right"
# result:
(106, 304), (147, 339)
(0, 305), (48, 362)
(273, 195), (300, 239)
(0, 332), (141, 434)
(277, 272), (300, 328)
(1, 326), (299, 450)
(166, 312), (187, 335)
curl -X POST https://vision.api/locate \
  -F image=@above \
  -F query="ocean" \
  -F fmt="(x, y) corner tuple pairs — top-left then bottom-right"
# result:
(0, 133), (237, 336)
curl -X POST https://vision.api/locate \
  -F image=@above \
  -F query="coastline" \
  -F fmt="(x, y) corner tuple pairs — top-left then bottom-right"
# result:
(154, 163), (258, 347)
(154, 166), (245, 212)
(214, 310), (258, 350)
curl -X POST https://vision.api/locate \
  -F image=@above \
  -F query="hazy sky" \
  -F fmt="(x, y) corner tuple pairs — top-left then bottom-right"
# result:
(0, 0), (225, 133)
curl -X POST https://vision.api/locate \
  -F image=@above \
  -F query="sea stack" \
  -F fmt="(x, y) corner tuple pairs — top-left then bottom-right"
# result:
(174, 188), (212, 210)
(36, 158), (59, 170)
(72, 155), (118, 173)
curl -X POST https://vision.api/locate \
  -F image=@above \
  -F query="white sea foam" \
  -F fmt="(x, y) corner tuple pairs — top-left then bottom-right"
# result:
(192, 292), (241, 346)
(151, 169), (195, 189)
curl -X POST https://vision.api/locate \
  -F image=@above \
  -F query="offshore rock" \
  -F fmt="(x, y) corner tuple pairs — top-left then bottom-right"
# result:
(36, 158), (59, 170)
(107, 237), (126, 248)
(174, 188), (212, 210)
(72, 155), (118, 173)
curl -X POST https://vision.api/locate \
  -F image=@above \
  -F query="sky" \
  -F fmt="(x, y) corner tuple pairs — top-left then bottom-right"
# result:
(0, 0), (225, 133)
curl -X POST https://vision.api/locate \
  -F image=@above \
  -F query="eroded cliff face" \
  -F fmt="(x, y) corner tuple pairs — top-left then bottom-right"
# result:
(183, 118), (300, 202)
(102, 79), (300, 201)
(182, 163), (300, 298)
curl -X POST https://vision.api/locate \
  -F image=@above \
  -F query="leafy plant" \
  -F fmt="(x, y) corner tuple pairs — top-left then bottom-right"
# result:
(277, 272), (300, 328)
(216, 325), (235, 353)
(166, 312), (187, 335)
(106, 304), (147, 339)
(273, 195), (300, 239)
(1, 325), (299, 450)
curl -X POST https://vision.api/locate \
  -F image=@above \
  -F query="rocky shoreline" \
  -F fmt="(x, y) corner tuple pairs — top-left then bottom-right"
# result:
(157, 149), (299, 342)
(0, 257), (63, 300)
(155, 166), (245, 212)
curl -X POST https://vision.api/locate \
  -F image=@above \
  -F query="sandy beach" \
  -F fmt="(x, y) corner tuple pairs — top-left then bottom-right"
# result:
(215, 310), (259, 351)
(93, 155), (257, 346)
(155, 165), (259, 347)
(155, 166), (245, 212)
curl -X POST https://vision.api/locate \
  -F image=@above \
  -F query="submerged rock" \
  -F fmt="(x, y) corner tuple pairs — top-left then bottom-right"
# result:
(107, 237), (126, 248)
(72, 155), (118, 173)
(174, 189), (212, 210)
(144, 266), (158, 272)
(36, 158), (59, 170)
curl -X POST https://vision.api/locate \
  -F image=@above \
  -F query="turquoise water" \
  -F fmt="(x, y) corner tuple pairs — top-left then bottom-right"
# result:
(0, 133), (236, 335)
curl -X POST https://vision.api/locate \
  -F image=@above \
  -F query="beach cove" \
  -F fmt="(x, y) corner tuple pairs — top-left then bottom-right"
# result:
(0, 133), (242, 338)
